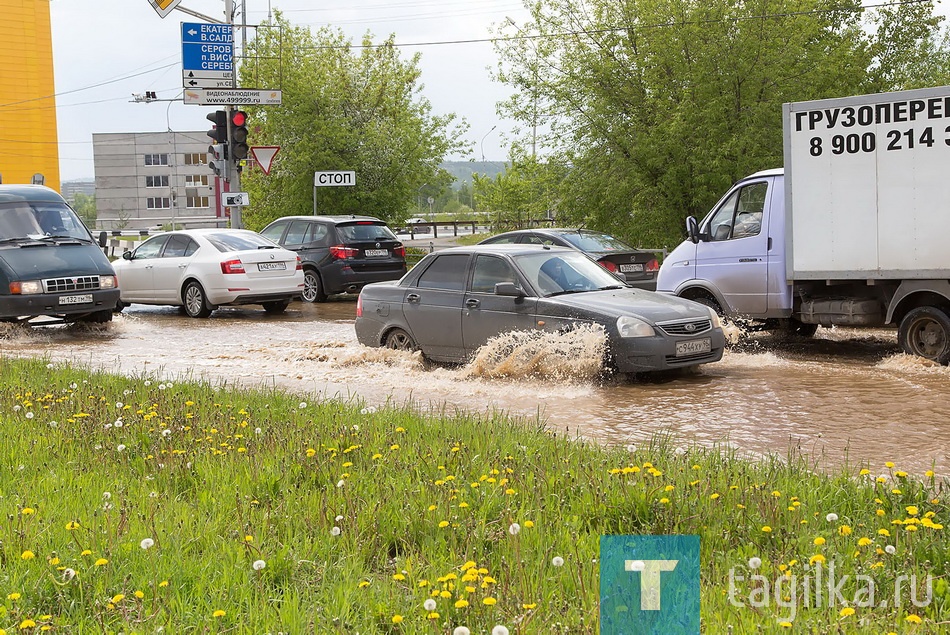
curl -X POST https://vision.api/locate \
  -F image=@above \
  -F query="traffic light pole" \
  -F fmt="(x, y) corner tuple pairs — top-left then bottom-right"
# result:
(224, 0), (242, 229)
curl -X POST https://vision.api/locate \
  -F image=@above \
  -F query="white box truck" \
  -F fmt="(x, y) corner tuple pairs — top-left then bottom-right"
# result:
(656, 85), (950, 363)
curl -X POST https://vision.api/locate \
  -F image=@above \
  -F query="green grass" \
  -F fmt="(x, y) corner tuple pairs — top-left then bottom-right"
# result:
(0, 357), (947, 633)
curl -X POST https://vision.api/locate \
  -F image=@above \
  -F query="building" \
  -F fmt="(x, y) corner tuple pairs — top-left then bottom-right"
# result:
(60, 178), (95, 203)
(93, 131), (225, 230)
(0, 0), (60, 190)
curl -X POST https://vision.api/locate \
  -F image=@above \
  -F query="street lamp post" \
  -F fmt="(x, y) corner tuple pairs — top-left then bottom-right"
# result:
(480, 125), (497, 162)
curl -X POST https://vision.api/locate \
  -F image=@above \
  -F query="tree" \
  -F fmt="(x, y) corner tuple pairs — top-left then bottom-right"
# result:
(473, 149), (568, 228)
(493, 0), (950, 248)
(71, 192), (96, 227)
(237, 13), (470, 230)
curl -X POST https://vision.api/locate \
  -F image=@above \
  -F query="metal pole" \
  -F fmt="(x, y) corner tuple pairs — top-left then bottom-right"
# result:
(224, 0), (242, 229)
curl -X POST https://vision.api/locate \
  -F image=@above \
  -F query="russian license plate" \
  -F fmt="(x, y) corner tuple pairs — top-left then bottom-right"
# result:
(59, 294), (93, 305)
(619, 263), (644, 273)
(675, 338), (711, 357)
(364, 249), (388, 257)
(258, 262), (286, 271)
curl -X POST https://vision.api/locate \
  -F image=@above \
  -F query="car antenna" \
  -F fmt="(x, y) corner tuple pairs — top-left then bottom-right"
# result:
(542, 244), (551, 250)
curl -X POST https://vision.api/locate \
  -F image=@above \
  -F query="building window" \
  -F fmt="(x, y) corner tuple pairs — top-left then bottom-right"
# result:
(186, 196), (210, 209)
(145, 175), (169, 188)
(144, 154), (169, 166)
(185, 174), (209, 186)
(183, 153), (207, 166)
(147, 197), (171, 209)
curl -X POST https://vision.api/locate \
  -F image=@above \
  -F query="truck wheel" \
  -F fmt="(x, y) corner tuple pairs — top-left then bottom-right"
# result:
(898, 306), (950, 364)
(78, 309), (113, 324)
(384, 328), (417, 351)
(302, 269), (327, 303)
(183, 282), (213, 318)
(787, 319), (818, 337)
(690, 294), (723, 316)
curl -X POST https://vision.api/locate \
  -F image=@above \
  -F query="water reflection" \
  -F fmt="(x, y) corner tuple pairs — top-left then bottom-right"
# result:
(1, 303), (947, 476)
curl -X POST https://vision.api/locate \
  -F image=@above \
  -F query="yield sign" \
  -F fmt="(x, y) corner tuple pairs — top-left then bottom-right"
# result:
(148, 0), (183, 19)
(250, 146), (280, 175)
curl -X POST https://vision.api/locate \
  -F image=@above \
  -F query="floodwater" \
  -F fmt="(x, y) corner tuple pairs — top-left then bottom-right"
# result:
(1, 300), (948, 476)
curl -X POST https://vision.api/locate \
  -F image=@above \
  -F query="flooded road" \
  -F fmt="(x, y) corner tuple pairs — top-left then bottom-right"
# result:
(2, 300), (948, 476)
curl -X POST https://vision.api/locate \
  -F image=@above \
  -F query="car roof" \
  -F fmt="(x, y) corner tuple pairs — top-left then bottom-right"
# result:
(0, 184), (68, 204)
(490, 228), (611, 237)
(433, 244), (577, 257)
(164, 228), (260, 236)
(266, 215), (386, 225)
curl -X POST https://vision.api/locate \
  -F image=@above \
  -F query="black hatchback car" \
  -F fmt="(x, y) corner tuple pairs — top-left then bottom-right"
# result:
(478, 228), (659, 290)
(260, 215), (406, 302)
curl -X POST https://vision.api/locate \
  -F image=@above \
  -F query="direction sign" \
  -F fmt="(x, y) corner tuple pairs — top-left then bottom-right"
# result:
(250, 146), (280, 175)
(181, 23), (233, 76)
(183, 89), (283, 106)
(183, 71), (233, 89)
(149, 0), (182, 18)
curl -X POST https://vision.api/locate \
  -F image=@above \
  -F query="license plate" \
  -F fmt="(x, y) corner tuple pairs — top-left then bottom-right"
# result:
(619, 263), (644, 273)
(365, 249), (388, 257)
(59, 294), (93, 305)
(675, 338), (711, 357)
(258, 262), (286, 271)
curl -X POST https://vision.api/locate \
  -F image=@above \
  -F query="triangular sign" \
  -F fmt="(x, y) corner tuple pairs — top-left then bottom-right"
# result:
(250, 146), (280, 175)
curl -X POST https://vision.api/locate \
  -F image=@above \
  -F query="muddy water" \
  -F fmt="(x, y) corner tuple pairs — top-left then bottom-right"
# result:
(1, 300), (948, 476)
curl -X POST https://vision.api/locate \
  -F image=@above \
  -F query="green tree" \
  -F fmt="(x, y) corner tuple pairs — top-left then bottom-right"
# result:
(473, 149), (568, 227)
(71, 192), (97, 227)
(494, 0), (950, 248)
(237, 13), (469, 230)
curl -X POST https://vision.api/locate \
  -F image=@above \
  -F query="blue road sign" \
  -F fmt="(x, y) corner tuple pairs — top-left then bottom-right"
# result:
(181, 22), (234, 73)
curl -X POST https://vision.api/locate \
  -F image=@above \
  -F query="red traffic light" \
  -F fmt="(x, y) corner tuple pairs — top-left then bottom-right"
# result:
(231, 111), (247, 127)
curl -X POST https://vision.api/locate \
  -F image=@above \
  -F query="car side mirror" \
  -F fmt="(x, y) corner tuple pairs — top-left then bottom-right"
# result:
(494, 282), (525, 297)
(122, 250), (133, 260)
(686, 216), (701, 244)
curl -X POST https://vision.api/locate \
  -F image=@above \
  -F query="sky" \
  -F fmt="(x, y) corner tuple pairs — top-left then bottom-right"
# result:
(49, 0), (531, 181)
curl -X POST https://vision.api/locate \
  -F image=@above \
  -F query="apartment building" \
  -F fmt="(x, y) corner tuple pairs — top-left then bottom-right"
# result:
(93, 131), (225, 230)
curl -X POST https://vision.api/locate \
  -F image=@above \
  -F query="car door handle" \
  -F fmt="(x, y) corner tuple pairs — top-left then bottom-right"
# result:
(406, 293), (420, 303)
(144, 264), (153, 269)
(465, 298), (480, 309)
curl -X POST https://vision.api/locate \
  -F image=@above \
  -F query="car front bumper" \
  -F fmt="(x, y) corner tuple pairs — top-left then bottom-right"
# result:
(610, 328), (726, 373)
(0, 289), (120, 319)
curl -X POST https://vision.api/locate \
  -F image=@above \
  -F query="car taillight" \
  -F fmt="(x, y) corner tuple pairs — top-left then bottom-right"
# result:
(221, 259), (245, 274)
(295, 256), (303, 270)
(600, 260), (618, 273)
(646, 258), (660, 273)
(393, 245), (406, 258)
(356, 293), (363, 318)
(329, 245), (358, 260)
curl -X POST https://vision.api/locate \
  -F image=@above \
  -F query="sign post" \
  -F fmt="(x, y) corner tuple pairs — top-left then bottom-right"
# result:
(313, 171), (357, 215)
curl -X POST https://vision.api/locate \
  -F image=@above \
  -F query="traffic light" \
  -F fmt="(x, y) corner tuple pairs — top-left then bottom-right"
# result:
(206, 110), (227, 144)
(229, 110), (249, 161)
(208, 144), (228, 178)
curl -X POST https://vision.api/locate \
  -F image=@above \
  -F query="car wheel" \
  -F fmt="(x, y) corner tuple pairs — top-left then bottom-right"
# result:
(183, 281), (213, 318)
(384, 328), (417, 351)
(262, 300), (290, 314)
(77, 309), (113, 324)
(302, 269), (327, 303)
(898, 306), (950, 364)
(113, 301), (126, 313)
(787, 318), (818, 337)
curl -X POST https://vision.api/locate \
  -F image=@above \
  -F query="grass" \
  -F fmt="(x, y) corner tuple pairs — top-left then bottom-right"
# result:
(0, 356), (948, 633)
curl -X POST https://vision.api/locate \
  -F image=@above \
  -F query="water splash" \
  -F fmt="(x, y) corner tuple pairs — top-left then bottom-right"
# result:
(463, 324), (607, 381)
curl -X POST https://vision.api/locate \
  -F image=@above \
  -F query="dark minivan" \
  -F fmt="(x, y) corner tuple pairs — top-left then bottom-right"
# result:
(260, 215), (406, 302)
(0, 184), (119, 324)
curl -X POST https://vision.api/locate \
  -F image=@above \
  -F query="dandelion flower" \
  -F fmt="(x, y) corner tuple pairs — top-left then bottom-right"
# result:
(140, 538), (155, 550)
(455, 599), (469, 608)
(252, 560), (266, 571)
(438, 521), (449, 528)
(424, 599), (437, 611)
(748, 557), (762, 569)
(7, 593), (21, 600)
(358, 580), (370, 588)
(94, 558), (108, 567)
(483, 597), (497, 605)
(524, 520), (535, 528)
(858, 537), (873, 547)
(453, 628), (471, 635)
(212, 609), (226, 618)
(391, 614), (403, 624)
(508, 523), (521, 535)
(492, 627), (510, 635)
(111, 594), (125, 604)
(62, 568), (76, 581)
(21, 508), (35, 515)
(885, 545), (897, 554)
(779, 622), (792, 628)
(761, 526), (772, 533)
(813, 537), (826, 546)
(839, 607), (855, 617)
(331, 526), (341, 536)
(21, 551), (35, 560)
(905, 614), (922, 624)
(552, 556), (565, 567)
(826, 513), (839, 522)
(66, 521), (80, 531)
(19, 620), (37, 629)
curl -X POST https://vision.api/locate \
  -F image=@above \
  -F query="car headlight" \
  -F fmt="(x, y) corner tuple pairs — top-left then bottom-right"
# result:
(617, 315), (655, 338)
(100, 275), (117, 290)
(706, 306), (722, 329)
(10, 280), (43, 295)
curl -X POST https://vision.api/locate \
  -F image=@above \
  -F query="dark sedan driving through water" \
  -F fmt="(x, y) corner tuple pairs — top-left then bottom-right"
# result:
(355, 245), (725, 374)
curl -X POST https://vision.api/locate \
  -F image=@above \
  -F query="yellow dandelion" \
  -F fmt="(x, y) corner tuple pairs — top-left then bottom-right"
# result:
(159, 580), (169, 587)
(926, 470), (935, 478)
(358, 580), (370, 588)
(761, 526), (772, 533)
(392, 615), (403, 624)
(455, 599), (469, 608)
(905, 614), (922, 624)
(134, 590), (145, 599)
(523, 602), (538, 609)
(19, 620), (37, 629)
(111, 594), (125, 604)
(839, 607), (855, 617)
(838, 525), (853, 536)
(483, 597), (497, 605)
(857, 537), (873, 547)
(885, 461), (895, 468)
(878, 529), (891, 537)
(809, 554), (826, 565)
(438, 521), (449, 528)
(813, 537), (826, 546)
(21, 508), (35, 515)
(65, 521), (80, 531)
(94, 558), (108, 566)
(427, 612), (440, 619)
(305, 448), (316, 457)
(212, 609), (226, 618)
(21, 551), (35, 560)
(524, 520), (535, 528)
(80, 549), (92, 556)
(906, 506), (919, 517)
(7, 593), (21, 600)
(779, 622), (792, 628)
(244, 535), (254, 543)
(393, 573), (406, 581)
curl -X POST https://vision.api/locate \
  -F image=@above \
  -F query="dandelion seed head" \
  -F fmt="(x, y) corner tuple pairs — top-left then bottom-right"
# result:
(453, 628), (471, 635)
(140, 538), (154, 550)
(116, 444), (126, 452)
(331, 526), (341, 536)
(252, 560), (266, 571)
(552, 556), (565, 567)
(885, 545), (897, 554)
(508, 523), (521, 535)
(25, 412), (33, 419)
(424, 599), (437, 611)
(492, 626), (510, 635)
(748, 557), (762, 569)
(826, 513), (839, 522)
(335, 515), (343, 521)
(298, 402), (307, 409)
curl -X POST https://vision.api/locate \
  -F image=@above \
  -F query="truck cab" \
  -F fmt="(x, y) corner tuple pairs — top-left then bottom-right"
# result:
(0, 184), (119, 324)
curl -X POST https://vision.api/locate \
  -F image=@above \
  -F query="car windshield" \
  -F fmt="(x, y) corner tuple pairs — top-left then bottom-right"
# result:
(337, 223), (397, 242)
(0, 201), (91, 241)
(559, 231), (633, 252)
(514, 250), (625, 296)
(205, 231), (279, 252)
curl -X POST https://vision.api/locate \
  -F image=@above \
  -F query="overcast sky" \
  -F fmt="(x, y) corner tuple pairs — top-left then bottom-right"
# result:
(50, 0), (530, 181)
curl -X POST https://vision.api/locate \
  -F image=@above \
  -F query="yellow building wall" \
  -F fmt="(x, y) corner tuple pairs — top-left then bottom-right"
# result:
(0, 0), (60, 191)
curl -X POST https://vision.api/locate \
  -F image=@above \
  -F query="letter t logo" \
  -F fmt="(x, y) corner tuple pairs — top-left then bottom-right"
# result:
(625, 559), (679, 610)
